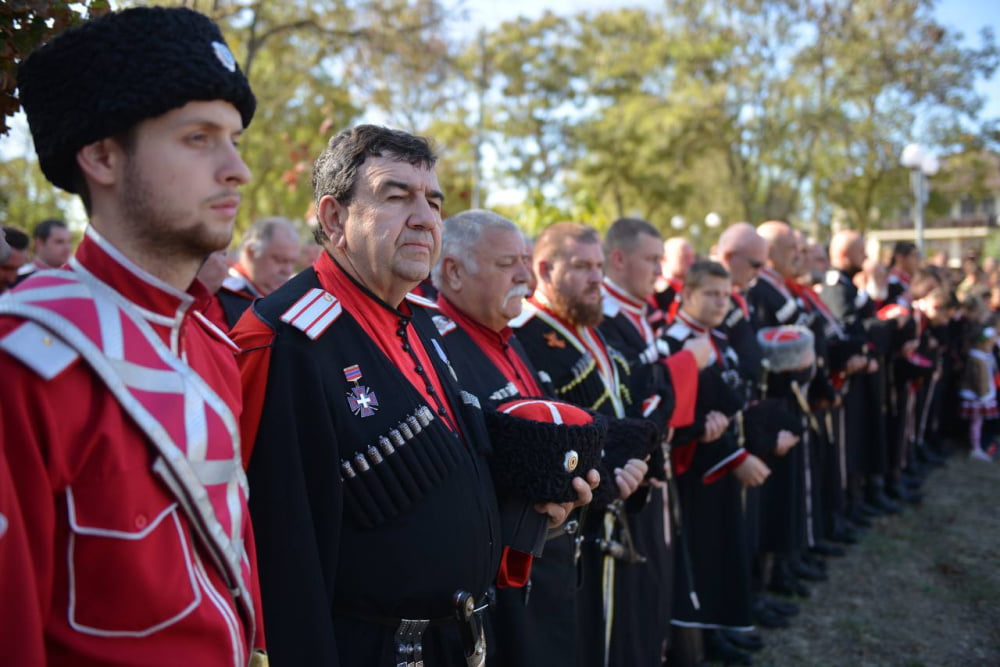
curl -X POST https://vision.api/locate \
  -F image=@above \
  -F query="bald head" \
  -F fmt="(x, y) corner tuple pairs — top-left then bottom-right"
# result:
(756, 220), (800, 278)
(662, 237), (694, 281)
(717, 222), (766, 289)
(829, 230), (866, 274)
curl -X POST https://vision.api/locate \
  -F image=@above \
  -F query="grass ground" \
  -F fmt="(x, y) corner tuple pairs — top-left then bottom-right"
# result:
(753, 454), (1000, 666)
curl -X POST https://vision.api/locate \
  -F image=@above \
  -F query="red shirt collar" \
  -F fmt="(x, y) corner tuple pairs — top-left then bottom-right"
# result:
(676, 309), (709, 335)
(74, 226), (209, 320)
(603, 278), (647, 314)
(437, 294), (513, 348)
(437, 295), (542, 397)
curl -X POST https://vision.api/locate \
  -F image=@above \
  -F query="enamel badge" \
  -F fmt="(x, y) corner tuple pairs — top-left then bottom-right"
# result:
(344, 364), (379, 417)
(544, 331), (566, 349)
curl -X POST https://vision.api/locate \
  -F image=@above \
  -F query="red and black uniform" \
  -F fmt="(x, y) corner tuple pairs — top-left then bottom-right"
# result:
(649, 276), (683, 332)
(232, 252), (500, 667)
(511, 293), (647, 667)
(746, 268), (811, 556)
(0, 227), (261, 666)
(886, 267), (912, 306)
(600, 279), (699, 667)
(216, 264), (261, 329)
(433, 296), (574, 667)
(663, 311), (754, 632)
(819, 269), (882, 510)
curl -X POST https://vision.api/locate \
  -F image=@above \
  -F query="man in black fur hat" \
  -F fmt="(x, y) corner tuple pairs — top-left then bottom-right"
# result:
(0, 7), (263, 664)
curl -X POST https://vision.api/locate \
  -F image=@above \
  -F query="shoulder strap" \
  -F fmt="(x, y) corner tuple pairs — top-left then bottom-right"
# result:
(0, 269), (255, 625)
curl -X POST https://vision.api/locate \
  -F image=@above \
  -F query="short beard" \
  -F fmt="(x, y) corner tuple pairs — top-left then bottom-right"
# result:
(550, 290), (603, 328)
(120, 157), (230, 262)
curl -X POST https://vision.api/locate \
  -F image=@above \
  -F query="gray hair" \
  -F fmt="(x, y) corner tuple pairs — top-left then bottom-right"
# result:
(239, 217), (300, 256)
(432, 209), (520, 286)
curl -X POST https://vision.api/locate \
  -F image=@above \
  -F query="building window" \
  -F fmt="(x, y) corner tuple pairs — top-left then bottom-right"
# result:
(960, 196), (976, 216)
(983, 197), (995, 217)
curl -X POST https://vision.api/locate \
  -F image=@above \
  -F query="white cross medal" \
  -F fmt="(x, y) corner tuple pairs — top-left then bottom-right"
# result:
(344, 364), (379, 417)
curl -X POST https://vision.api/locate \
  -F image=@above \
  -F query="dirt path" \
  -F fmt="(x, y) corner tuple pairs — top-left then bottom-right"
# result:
(755, 455), (1000, 666)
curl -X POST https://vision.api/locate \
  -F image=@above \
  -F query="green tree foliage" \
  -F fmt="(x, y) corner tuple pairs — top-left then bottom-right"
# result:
(0, 0), (996, 242)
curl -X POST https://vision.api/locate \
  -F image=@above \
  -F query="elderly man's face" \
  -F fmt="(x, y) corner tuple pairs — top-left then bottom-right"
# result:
(335, 156), (443, 302)
(452, 227), (532, 331)
(725, 239), (767, 289)
(768, 231), (800, 278)
(249, 231), (300, 295)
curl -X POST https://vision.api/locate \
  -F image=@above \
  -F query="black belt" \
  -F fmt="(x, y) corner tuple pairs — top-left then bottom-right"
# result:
(336, 589), (491, 667)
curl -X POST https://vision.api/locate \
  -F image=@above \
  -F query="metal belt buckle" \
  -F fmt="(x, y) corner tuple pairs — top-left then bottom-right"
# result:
(453, 590), (487, 667)
(395, 618), (429, 667)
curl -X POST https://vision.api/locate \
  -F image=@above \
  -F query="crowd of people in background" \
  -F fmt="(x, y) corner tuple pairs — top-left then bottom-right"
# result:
(5, 202), (998, 665)
(3, 7), (999, 667)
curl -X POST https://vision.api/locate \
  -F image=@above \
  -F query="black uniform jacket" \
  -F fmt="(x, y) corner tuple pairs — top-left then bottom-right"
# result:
(233, 257), (500, 667)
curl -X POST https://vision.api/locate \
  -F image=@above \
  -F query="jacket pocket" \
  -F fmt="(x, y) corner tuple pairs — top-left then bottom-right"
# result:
(65, 484), (201, 636)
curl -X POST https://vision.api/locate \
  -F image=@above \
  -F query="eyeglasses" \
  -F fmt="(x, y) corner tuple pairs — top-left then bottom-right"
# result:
(735, 253), (764, 269)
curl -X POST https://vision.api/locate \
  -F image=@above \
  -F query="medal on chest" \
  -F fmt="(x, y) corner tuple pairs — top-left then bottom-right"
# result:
(344, 364), (380, 417)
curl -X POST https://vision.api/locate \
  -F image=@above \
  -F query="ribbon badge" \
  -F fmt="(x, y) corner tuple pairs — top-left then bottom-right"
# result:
(344, 364), (379, 417)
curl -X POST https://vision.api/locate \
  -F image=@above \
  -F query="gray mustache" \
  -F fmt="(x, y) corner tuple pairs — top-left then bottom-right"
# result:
(505, 284), (531, 301)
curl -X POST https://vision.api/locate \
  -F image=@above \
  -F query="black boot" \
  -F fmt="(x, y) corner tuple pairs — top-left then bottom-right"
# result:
(704, 629), (753, 665)
(769, 558), (812, 598)
(760, 595), (799, 616)
(886, 480), (923, 505)
(801, 552), (828, 570)
(811, 540), (847, 557)
(722, 629), (764, 652)
(790, 557), (828, 582)
(752, 598), (790, 628)
(868, 489), (902, 514)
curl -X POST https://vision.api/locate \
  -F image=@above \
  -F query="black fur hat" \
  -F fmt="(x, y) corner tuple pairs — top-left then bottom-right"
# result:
(592, 416), (662, 507)
(484, 398), (605, 504)
(18, 6), (256, 193)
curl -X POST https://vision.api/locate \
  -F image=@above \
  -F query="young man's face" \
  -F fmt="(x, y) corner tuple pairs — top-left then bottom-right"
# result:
(682, 274), (733, 329)
(116, 100), (250, 261)
(543, 239), (604, 327)
(618, 232), (663, 300)
(36, 226), (72, 267)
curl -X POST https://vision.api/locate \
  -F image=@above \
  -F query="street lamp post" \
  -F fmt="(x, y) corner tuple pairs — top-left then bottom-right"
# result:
(900, 143), (940, 255)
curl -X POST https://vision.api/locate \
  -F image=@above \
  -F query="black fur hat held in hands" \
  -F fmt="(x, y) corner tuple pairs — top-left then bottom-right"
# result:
(18, 6), (256, 193)
(484, 398), (605, 504)
(592, 416), (662, 507)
